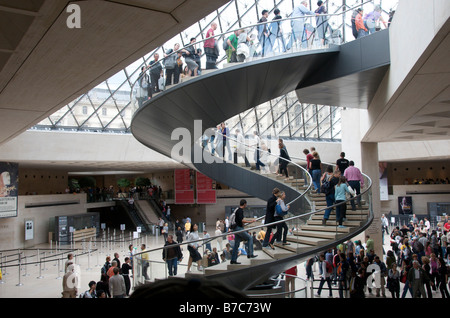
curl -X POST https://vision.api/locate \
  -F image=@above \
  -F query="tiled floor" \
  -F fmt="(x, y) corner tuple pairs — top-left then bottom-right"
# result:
(0, 227), (445, 298)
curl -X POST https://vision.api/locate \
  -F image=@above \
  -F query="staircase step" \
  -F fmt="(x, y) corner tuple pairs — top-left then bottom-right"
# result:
(308, 192), (325, 197)
(314, 210), (369, 216)
(311, 214), (368, 221)
(286, 235), (328, 246)
(203, 262), (229, 275)
(300, 224), (351, 233)
(284, 178), (305, 183)
(292, 230), (337, 240)
(262, 246), (296, 259)
(313, 201), (367, 207)
(273, 242), (312, 253)
(307, 219), (362, 227)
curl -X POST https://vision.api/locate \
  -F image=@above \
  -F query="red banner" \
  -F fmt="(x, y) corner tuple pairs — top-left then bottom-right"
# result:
(196, 171), (216, 204)
(174, 169), (194, 204)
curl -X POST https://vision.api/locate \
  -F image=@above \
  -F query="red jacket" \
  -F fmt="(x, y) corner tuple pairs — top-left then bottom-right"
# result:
(355, 13), (367, 31)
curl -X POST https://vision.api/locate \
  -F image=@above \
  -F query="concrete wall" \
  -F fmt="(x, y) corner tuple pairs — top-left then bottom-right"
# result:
(364, 0), (450, 142)
(0, 130), (182, 169)
(18, 167), (69, 195)
(378, 140), (450, 162)
(0, 194), (100, 250)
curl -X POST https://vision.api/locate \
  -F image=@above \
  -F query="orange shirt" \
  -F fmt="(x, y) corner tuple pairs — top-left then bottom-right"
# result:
(107, 266), (115, 278)
(355, 13), (367, 31)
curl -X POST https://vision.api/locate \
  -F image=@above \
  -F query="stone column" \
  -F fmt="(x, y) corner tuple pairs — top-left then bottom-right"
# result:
(341, 108), (383, 258)
(360, 142), (383, 259)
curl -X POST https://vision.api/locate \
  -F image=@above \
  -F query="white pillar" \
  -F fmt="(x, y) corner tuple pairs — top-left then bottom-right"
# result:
(341, 108), (383, 257)
(361, 142), (383, 259)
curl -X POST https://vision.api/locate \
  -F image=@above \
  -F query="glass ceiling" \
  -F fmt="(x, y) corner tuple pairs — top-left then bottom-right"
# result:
(31, 0), (398, 142)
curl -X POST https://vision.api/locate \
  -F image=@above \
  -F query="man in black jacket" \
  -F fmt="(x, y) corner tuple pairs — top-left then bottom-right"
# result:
(162, 235), (183, 276)
(262, 188), (280, 248)
(230, 199), (258, 264)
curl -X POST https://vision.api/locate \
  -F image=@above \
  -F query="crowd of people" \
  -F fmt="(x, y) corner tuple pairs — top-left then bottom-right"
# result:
(406, 177), (450, 185)
(61, 177), (450, 299)
(136, 2), (391, 104)
(61, 252), (133, 298)
(309, 213), (450, 298)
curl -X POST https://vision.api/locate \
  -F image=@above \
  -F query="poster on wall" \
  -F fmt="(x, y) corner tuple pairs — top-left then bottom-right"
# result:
(0, 162), (19, 218)
(379, 162), (389, 201)
(196, 171), (216, 204)
(398, 196), (413, 215)
(174, 169), (195, 204)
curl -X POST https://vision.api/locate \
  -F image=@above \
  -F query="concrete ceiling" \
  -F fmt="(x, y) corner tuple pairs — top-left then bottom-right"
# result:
(363, 1), (450, 143)
(0, 0), (228, 146)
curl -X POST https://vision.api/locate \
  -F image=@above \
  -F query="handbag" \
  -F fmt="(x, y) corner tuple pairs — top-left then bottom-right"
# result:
(400, 270), (407, 284)
(347, 185), (355, 196)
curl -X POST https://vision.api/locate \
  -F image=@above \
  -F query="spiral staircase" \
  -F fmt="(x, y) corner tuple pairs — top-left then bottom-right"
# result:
(128, 9), (388, 291)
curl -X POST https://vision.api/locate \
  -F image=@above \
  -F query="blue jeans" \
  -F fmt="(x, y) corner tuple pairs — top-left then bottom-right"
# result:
(231, 226), (253, 262)
(318, 276), (332, 296)
(357, 29), (368, 38)
(324, 193), (335, 220)
(401, 280), (413, 298)
(262, 223), (275, 247)
(166, 258), (178, 276)
(312, 169), (321, 192)
(255, 147), (265, 170)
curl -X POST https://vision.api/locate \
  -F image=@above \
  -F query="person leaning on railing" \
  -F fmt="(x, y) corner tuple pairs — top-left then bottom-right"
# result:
(140, 244), (150, 281)
(163, 43), (181, 86)
(354, 8), (368, 38)
(204, 22), (219, 69)
(181, 38), (199, 76)
(225, 30), (239, 63)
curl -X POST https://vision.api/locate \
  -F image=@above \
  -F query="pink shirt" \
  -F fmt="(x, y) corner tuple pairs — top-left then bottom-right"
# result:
(344, 166), (364, 187)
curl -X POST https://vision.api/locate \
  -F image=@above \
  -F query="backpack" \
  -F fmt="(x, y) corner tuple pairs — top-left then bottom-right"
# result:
(275, 203), (287, 216)
(229, 208), (238, 229)
(101, 263), (109, 275)
(325, 261), (333, 274)
(222, 38), (229, 50)
(321, 174), (332, 194)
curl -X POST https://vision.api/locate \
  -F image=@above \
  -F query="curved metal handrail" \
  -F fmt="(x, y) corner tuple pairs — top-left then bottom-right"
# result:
(128, 0), (378, 106)
(204, 132), (314, 207)
(128, 0), (378, 290)
(133, 171), (372, 258)
(193, 132), (313, 226)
